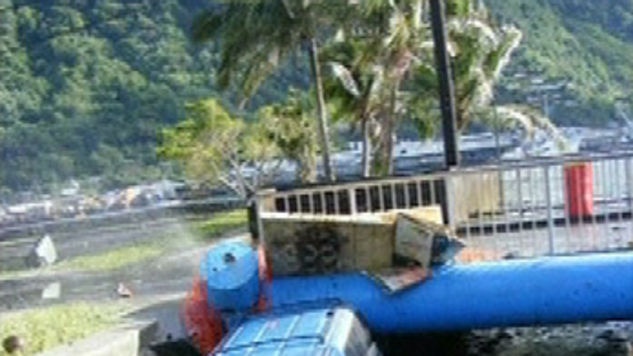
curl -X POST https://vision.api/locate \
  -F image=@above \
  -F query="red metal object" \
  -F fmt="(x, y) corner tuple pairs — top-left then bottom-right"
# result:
(564, 162), (594, 219)
(182, 244), (272, 355)
(181, 277), (224, 355)
(256, 244), (272, 312)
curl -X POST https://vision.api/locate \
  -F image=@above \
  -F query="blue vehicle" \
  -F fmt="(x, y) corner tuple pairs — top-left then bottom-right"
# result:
(213, 306), (381, 356)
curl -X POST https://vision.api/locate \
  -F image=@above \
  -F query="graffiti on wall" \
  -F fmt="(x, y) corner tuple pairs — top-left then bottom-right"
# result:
(273, 224), (346, 275)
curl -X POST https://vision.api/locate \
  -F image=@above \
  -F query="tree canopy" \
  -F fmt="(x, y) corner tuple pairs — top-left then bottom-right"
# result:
(158, 99), (278, 199)
(0, 0), (632, 192)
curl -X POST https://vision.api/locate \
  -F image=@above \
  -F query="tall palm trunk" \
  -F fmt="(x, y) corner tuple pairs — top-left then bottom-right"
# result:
(307, 38), (335, 182)
(298, 148), (318, 183)
(385, 82), (398, 175)
(361, 115), (371, 178)
(376, 82), (399, 176)
(374, 121), (392, 176)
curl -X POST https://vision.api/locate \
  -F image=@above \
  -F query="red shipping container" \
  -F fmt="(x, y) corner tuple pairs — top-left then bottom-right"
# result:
(564, 162), (594, 219)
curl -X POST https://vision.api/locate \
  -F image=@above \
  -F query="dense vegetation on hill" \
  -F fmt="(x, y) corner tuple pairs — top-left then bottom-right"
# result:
(0, 0), (632, 192)
(0, 0), (305, 193)
(488, 0), (633, 126)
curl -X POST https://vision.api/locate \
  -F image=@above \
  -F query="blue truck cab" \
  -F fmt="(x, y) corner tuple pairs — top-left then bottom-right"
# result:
(211, 306), (381, 356)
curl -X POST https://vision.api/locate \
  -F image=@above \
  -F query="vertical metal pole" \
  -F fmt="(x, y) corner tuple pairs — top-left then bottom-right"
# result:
(309, 193), (315, 214)
(626, 157), (633, 250)
(517, 168), (524, 253)
(391, 183), (397, 209)
(321, 191), (326, 214)
(626, 157), (633, 211)
(477, 175), (484, 238)
(544, 165), (555, 255)
(404, 183), (410, 208)
(430, 0), (460, 168)
(615, 159), (623, 250)
(416, 179), (423, 207)
(348, 188), (357, 215)
(561, 164), (571, 254)
(444, 175), (457, 229)
(488, 170), (499, 253)
(527, 168), (537, 256)
(502, 168), (512, 252)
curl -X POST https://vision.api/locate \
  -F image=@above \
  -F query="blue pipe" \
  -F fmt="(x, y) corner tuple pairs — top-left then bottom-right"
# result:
(267, 252), (633, 333)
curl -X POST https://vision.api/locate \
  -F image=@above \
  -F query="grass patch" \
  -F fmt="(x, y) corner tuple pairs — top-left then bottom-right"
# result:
(56, 244), (165, 273)
(0, 303), (124, 355)
(196, 209), (248, 239)
(54, 209), (246, 272)
(1, 209), (247, 277)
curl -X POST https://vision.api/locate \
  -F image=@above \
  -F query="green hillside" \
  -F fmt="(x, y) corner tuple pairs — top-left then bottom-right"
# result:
(0, 0), (632, 192)
(0, 0), (305, 193)
(488, 0), (633, 125)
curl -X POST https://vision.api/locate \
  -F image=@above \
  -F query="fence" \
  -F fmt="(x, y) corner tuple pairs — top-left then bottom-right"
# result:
(256, 151), (633, 260)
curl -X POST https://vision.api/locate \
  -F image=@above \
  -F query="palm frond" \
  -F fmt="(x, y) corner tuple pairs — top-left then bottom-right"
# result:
(448, 18), (499, 47)
(446, 0), (472, 18)
(495, 105), (570, 150)
(483, 25), (522, 80)
(329, 62), (362, 98)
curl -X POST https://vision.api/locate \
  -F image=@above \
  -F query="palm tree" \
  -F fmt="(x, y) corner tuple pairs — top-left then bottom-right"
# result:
(325, 0), (430, 176)
(370, 0), (430, 176)
(326, 0), (566, 176)
(323, 33), (387, 177)
(409, 1), (569, 152)
(191, 1), (356, 182)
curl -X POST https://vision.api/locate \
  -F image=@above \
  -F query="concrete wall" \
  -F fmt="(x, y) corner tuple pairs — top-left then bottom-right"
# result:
(37, 320), (158, 356)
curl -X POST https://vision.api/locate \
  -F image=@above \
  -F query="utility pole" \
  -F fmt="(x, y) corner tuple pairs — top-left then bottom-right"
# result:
(430, 0), (460, 168)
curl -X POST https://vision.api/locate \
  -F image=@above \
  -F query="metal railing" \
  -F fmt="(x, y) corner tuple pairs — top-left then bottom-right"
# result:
(265, 174), (447, 216)
(257, 151), (633, 259)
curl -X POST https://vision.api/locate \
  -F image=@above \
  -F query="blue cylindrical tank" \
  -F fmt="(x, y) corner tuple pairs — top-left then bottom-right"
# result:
(200, 241), (259, 312)
(267, 252), (633, 333)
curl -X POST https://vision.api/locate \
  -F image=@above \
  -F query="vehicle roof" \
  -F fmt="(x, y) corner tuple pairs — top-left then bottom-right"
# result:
(213, 307), (353, 356)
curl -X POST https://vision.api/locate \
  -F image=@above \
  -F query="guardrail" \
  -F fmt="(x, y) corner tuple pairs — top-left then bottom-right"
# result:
(257, 151), (633, 259)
